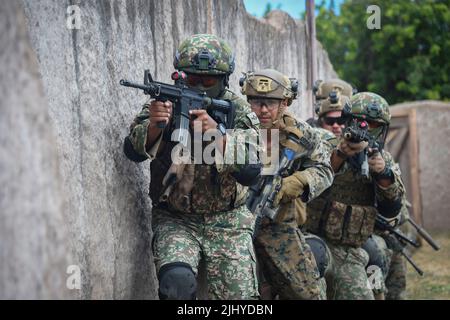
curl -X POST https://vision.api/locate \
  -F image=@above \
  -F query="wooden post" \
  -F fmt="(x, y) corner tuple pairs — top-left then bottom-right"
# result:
(408, 108), (423, 225)
(306, 0), (317, 117)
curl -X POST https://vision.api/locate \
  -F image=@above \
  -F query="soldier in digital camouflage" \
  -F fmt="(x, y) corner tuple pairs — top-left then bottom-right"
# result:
(123, 34), (262, 300)
(240, 68), (334, 299)
(309, 80), (408, 300)
(304, 92), (406, 300)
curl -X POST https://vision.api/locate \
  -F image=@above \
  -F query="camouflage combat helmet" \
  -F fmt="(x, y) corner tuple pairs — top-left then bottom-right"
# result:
(239, 69), (298, 106)
(314, 79), (354, 117)
(350, 92), (391, 145)
(173, 34), (235, 75)
(350, 92), (391, 124)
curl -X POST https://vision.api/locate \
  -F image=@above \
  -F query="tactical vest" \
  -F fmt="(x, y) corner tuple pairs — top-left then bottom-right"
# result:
(149, 91), (249, 214)
(267, 113), (312, 226)
(306, 166), (378, 247)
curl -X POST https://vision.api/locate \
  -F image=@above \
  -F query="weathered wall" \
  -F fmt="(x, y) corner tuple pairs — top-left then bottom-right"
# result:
(391, 101), (450, 231)
(1, 0), (336, 299)
(0, 0), (74, 299)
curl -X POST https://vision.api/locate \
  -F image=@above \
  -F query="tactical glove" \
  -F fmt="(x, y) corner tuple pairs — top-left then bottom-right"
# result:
(274, 171), (309, 206)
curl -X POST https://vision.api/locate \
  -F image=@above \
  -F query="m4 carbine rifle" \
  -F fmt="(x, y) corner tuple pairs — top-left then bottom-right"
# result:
(247, 133), (308, 237)
(375, 215), (440, 276)
(341, 107), (380, 178)
(120, 70), (236, 147)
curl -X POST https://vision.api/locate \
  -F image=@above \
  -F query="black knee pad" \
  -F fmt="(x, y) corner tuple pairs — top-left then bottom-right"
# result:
(158, 262), (197, 300)
(362, 236), (389, 276)
(305, 234), (330, 278)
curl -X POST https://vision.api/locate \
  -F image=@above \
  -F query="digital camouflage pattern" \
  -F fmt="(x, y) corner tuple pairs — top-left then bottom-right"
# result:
(306, 150), (405, 239)
(128, 89), (260, 212)
(254, 112), (334, 300)
(350, 92), (391, 124)
(255, 212), (322, 300)
(313, 127), (339, 147)
(385, 249), (407, 300)
(151, 205), (259, 299)
(277, 113), (334, 202)
(126, 32), (260, 298)
(305, 113), (405, 299)
(173, 34), (235, 75)
(381, 202), (411, 299)
(369, 234), (393, 297)
(325, 243), (375, 300)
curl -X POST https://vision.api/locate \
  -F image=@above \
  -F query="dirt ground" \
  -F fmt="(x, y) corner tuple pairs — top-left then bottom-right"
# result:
(406, 231), (450, 299)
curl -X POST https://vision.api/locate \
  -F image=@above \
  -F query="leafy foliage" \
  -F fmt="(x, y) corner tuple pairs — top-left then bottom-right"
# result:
(316, 0), (450, 104)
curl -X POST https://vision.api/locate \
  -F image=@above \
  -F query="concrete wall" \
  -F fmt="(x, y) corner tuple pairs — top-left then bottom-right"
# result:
(391, 101), (450, 231)
(1, 0), (337, 299)
(0, 0), (74, 299)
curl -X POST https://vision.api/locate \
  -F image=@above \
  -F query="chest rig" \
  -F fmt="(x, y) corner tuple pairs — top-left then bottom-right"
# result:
(306, 164), (378, 247)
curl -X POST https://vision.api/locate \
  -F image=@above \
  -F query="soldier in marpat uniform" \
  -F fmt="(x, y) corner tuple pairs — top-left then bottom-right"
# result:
(240, 69), (334, 299)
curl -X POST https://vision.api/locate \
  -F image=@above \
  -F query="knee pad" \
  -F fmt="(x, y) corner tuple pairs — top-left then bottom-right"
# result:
(362, 236), (389, 276)
(158, 262), (197, 300)
(305, 234), (330, 278)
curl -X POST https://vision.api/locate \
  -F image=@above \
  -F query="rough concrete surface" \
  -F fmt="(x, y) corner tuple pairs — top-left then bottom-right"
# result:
(1, 0), (337, 299)
(391, 101), (450, 231)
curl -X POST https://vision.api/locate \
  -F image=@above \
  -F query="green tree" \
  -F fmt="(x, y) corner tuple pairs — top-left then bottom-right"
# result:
(316, 0), (450, 104)
(263, 3), (272, 17)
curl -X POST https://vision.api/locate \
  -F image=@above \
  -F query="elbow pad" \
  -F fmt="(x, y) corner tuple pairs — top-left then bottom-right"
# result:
(231, 163), (262, 186)
(123, 136), (148, 163)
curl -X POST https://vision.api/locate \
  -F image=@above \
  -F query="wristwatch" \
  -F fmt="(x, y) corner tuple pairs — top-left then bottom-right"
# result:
(217, 122), (227, 136)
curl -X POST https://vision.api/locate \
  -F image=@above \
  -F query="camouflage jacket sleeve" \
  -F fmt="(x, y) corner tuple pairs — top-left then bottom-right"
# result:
(291, 120), (334, 202)
(375, 151), (405, 206)
(126, 101), (163, 161)
(216, 89), (261, 174)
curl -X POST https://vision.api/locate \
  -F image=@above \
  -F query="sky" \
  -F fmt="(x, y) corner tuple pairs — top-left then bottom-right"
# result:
(243, 0), (345, 19)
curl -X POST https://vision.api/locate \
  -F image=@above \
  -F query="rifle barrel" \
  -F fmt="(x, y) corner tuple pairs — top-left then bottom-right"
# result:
(407, 218), (441, 251)
(401, 251), (424, 276)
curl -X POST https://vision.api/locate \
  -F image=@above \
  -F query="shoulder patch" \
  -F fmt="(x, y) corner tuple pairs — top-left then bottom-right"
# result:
(246, 112), (260, 126)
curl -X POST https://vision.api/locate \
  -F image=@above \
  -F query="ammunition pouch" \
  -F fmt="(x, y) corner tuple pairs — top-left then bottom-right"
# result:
(308, 199), (378, 247)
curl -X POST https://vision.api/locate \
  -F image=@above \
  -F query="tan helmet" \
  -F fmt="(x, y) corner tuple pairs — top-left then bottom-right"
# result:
(240, 69), (298, 106)
(314, 79), (354, 117)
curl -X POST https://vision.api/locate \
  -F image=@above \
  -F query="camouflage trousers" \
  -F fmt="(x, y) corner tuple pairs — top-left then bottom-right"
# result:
(385, 248), (407, 300)
(369, 234), (393, 298)
(254, 209), (322, 300)
(151, 205), (259, 300)
(325, 243), (375, 300)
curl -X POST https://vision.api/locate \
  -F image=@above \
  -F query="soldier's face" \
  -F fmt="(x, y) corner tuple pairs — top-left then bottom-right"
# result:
(321, 110), (345, 138)
(185, 73), (224, 98)
(249, 98), (283, 129)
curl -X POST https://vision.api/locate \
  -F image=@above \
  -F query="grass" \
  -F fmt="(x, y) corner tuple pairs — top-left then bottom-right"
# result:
(406, 231), (450, 300)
